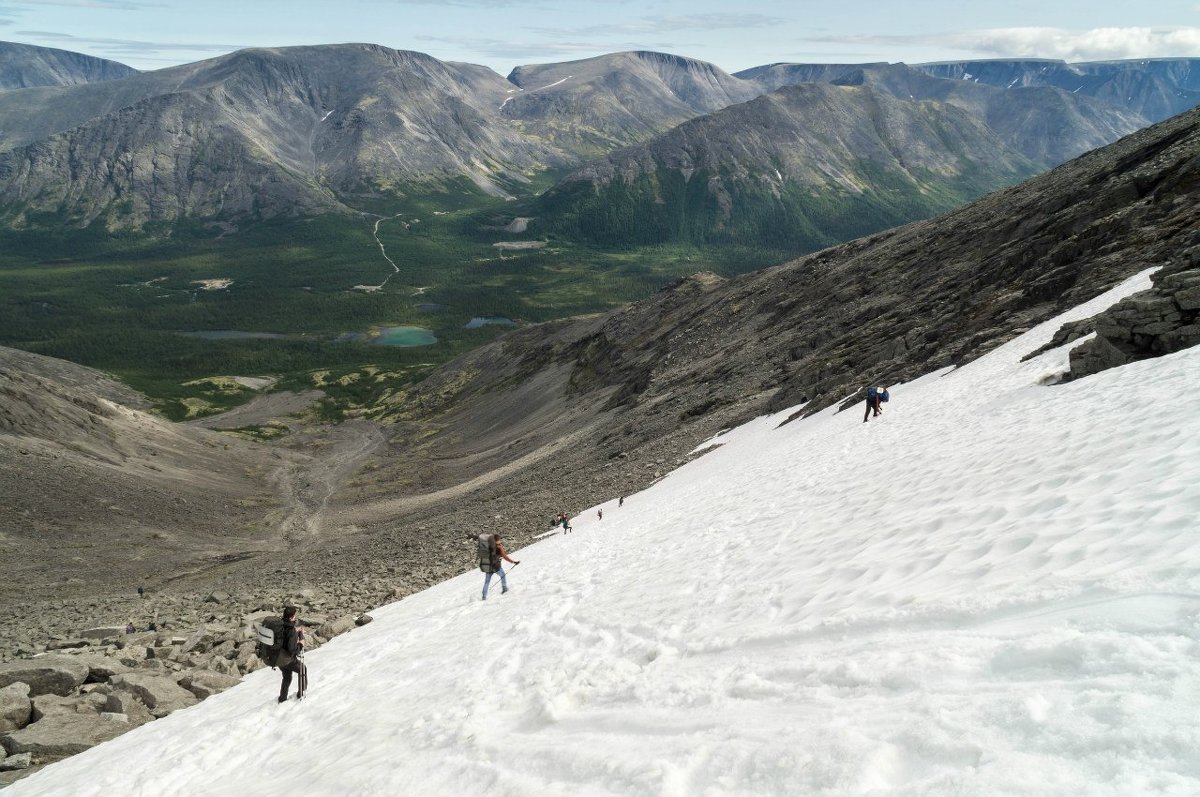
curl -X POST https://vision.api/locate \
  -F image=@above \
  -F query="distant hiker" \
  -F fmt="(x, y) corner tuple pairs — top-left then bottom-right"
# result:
(478, 533), (518, 600)
(619, 496), (624, 508)
(863, 385), (889, 423)
(559, 512), (572, 533)
(137, 585), (144, 598)
(125, 622), (135, 634)
(259, 605), (307, 703)
(598, 508), (603, 521)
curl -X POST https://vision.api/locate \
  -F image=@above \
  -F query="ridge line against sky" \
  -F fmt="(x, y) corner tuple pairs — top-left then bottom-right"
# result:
(0, 0), (1198, 74)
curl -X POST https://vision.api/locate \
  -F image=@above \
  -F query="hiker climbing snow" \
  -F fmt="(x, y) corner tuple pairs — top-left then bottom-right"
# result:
(863, 385), (889, 423)
(477, 532), (519, 600)
(255, 605), (308, 703)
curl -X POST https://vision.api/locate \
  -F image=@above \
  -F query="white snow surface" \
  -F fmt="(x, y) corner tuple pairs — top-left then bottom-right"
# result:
(12, 268), (1200, 796)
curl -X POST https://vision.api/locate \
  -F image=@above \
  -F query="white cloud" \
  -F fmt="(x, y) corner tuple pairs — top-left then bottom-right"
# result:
(809, 26), (1200, 62)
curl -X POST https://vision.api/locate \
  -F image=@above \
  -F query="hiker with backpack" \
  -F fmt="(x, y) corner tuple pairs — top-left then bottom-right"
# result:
(256, 605), (308, 703)
(478, 532), (519, 600)
(559, 512), (572, 533)
(863, 385), (890, 423)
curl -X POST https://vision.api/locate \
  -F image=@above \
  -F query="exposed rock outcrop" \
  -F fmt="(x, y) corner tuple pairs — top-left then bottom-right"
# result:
(1067, 266), (1200, 379)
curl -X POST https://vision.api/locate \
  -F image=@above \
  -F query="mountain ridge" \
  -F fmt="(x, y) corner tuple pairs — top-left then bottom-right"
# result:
(0, 41), (137, 91)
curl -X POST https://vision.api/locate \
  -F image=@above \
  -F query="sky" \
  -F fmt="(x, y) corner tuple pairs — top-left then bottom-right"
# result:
(7, 267), (1200, 795)
(0, 0), (1198, 75)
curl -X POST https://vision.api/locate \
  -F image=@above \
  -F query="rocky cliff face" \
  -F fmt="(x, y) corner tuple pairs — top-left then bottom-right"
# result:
(0, 41), (137, 91)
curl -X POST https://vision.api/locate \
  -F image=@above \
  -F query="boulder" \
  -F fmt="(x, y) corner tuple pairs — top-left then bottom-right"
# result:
(204, 591), (232, 604)
(30, 693), (105, 722)
(44, 639), (88, 651)
(1069, 335), (1133, 380)
(320, 615), (357, 638)
(103, 692), (153, 727)
(0, 752), (31, 771)
(1, 713), (128, 756)
(79, 626), (127, 642)
(73, 654), (133, 683)
(355, 614), (374, 627)
(0, 656), (90, 697)
(178, 670), (241, 700)
(0, 683), (31, 733)
(108, 673), (197, 718)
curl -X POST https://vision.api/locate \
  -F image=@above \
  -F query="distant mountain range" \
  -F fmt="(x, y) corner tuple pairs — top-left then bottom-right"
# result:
(0, 41), (137, 91)
(0, 41), (1194, 232)
(538, 82), (1042, 249)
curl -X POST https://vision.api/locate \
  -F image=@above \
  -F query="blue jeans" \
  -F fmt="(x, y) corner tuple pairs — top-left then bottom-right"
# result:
(482, 567), (507, 599)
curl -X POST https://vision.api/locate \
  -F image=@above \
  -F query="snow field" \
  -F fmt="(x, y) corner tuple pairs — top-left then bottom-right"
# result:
(10, 267), (1200, 796)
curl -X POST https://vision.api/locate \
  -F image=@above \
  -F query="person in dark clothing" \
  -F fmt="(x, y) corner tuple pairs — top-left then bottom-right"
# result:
(863, 386), (887, 423)
(276, 605), (307, 703)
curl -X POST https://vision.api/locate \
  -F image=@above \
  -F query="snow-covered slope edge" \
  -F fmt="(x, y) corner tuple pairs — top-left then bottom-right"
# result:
(10, 266), (1200, 795)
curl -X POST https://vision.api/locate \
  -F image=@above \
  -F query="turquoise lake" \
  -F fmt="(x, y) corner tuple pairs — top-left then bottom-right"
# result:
(373, 326), (437, 346)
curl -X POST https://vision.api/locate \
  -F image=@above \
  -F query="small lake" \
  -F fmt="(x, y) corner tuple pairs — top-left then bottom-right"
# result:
(177, 330), (288, 340)
(464, 316), (517, 330)
(372, 326), (437, 346)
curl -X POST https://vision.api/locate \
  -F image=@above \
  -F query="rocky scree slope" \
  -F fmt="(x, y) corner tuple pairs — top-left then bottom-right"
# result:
(333, 107), (1199, 561)
(0, 346), (287, 608)
(0, 41), (137, 91)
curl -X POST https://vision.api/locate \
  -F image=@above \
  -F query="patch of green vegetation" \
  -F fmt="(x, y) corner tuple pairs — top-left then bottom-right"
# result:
(218, 424), (292, 442)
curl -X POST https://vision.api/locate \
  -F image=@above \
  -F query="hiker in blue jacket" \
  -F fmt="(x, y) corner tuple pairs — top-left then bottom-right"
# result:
(863, 385), (889, 422)
(479, 533), (519, 600)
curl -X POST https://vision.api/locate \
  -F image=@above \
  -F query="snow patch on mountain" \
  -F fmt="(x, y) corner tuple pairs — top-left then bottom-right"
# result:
(9, 266), (1200, 796)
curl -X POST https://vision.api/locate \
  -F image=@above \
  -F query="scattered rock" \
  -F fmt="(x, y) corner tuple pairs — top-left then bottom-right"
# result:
(320, 615), (357, 638)
(0, 752), (31, 771)
(354, 614), (374, 627)
(31, 693), (103, 722)
(103, 692), (153, 727)
(1, 712), (128, 757)
(178, 670), (240, 700)
(78, 626), (127, 642)
(204, 591), (232, 604)
(0, 656), (90, 697)
(108, 673), (198, 718)
(0, 683), (31, 733)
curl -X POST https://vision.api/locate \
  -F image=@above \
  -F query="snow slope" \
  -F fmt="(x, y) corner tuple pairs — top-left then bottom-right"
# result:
(11, 267), (1200, 796)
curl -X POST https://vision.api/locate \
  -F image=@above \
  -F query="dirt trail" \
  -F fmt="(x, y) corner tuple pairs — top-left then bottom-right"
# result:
(273, 420), (385, 543)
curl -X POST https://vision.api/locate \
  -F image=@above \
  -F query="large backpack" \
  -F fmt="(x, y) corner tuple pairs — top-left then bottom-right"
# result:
(867, 386), (879, 400)
(477, 534), (498, 574)
(254, 617), (287, 667)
